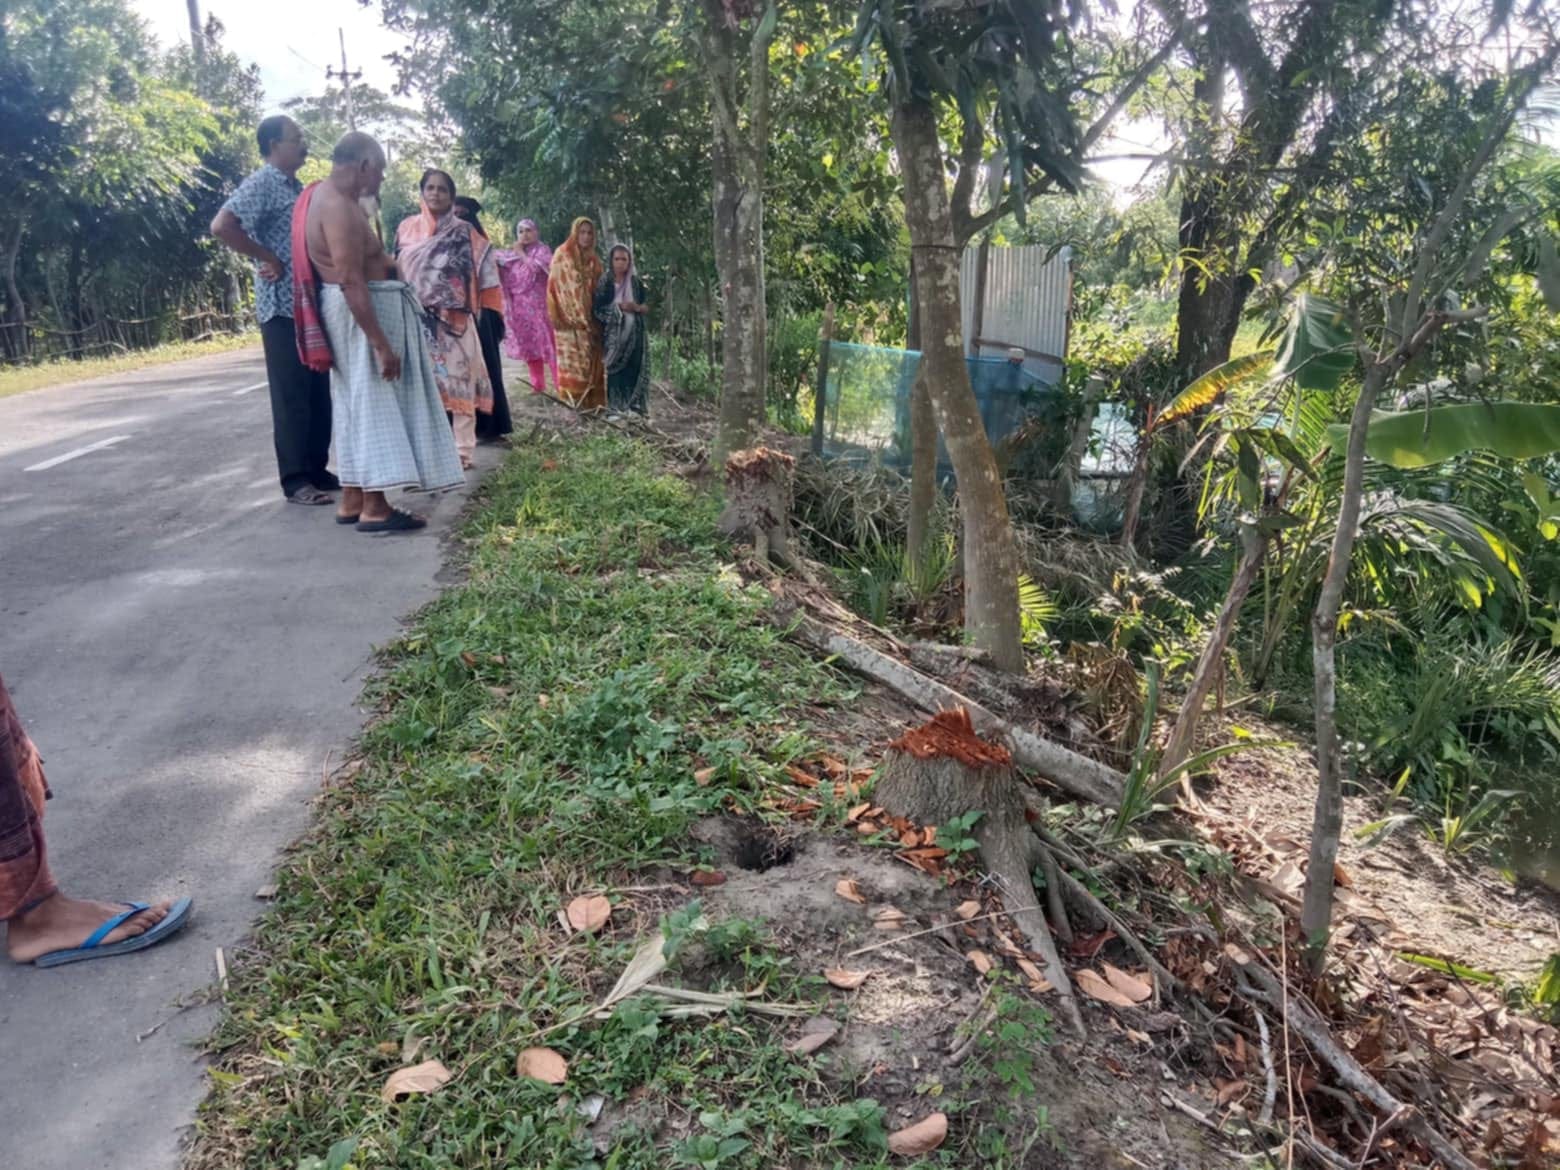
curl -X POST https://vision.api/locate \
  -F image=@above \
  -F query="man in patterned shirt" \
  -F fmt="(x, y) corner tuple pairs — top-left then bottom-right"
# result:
(211, 115), (338, 506)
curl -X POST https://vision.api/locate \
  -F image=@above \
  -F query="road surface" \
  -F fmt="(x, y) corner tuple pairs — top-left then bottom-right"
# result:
(0, 346), (500, 1170)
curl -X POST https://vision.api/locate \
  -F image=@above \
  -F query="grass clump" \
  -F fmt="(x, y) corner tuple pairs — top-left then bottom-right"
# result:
(186, 436), (898, 1170)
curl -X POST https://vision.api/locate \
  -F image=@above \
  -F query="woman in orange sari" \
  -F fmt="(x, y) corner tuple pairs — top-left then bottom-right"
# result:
(546, 217), (606, 412)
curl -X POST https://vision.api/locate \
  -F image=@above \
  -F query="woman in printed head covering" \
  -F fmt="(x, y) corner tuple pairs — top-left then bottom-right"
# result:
(495, 218), (559, 396)
(395, 168), (496, 468)
(452, 195), (512, 441)
(594, 243), (650, 417)
(545, 216), (606, 412)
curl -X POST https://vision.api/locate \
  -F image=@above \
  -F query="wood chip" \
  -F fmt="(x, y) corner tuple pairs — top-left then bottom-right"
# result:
(382, 1059), (452, 1102)
(967, 950), (994, 975)
(1076, 967), (1138, 1008)
(515, 1046), (568, 1085)
(887, 1112), (948, 1156)
(824, 967), (873, 990)
(784, 1016), (840, 1056)
(1101, 963), (1153, 1004)
(872, 907), (907, 930)
(565, 895), (612, 934)
(835, 878), (866, 905)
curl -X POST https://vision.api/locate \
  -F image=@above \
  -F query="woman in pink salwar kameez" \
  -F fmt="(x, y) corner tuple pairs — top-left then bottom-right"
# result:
(496, 219), (559, 395)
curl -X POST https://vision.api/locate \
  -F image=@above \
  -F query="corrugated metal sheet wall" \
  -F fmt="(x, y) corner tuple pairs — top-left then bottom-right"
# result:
(959, 244), (1072, 378)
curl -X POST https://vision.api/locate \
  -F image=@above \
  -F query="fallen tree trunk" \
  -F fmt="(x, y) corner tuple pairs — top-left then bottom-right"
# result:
(875, 710), (1086, 1037)
(780, 608), (1125, 807)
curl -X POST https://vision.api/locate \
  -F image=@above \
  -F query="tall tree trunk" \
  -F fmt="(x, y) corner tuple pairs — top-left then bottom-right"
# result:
(703, 0), (774, 467)
(3, 217), (27, 361)
(906, 256), (938, 568)
(1299, 359), (1382, 967)
(1160, 522), (1266, 778)
(892, 97), (1023, 672)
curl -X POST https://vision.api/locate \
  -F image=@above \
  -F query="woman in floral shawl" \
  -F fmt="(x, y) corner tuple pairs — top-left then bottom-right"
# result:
(594, 244), (650, 417)
(395, 169), (496, 468)
(546, 216), (606, 412)
(495, 218), (558, 395)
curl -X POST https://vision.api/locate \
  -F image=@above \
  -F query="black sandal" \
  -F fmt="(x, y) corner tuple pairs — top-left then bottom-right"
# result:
(356, 508), (427, 534)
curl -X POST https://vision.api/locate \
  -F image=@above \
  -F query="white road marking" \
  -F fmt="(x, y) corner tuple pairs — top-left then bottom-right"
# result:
(232, 380), (268, 396)
(24, 434), (133, 472)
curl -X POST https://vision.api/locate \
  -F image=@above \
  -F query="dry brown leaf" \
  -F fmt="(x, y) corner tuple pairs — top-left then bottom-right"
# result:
(1215, 1078), (1247, 1107)
(855, 821), (880, 835)
(1076, 968), (1137, 1009)
(824, 967), (873, 990)
(1126, 1028), (1152, 1046)
(691, 870), (727, 887)
(955, 900), (982, 921)
(887, 1112), (948, 1156)
(899, 829), (922, 848)
(818, 755), (848, 777)
(566, 895), (612, 934)
(784, 1016), (840, 1056)
(693, 766), (717, 786)
(846, 801), (871, 823)
(784, 764), (820, 788)
(872, 907), (907, 930)
(1270, 860), (1305, 895)
(381, 1059), (452, 1102)
(920, 824), (937, 845)
(516, 1047), (568, 1085)
(967, 950), (994, 975)
(1333, 861), (1354, 888)
(375, 1041), (399, 1056)
(536, 693), (550, 708)
(1016, 958), (1047, 984)
(835, 878), (866, 905)
(1101, 963), (1153, 1004)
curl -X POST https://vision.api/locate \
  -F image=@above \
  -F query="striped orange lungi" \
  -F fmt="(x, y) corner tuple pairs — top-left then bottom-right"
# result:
(0, 673), (54, 921)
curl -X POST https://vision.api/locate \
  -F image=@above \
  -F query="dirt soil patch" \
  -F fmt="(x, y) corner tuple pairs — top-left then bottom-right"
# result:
(684, 817), (1243, 1170)
(1192, 714), (1560, 986)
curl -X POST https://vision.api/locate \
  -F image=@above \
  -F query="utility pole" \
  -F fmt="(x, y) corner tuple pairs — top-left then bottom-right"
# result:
(325, 28), (363, 130)
(186, 0), (205, 71)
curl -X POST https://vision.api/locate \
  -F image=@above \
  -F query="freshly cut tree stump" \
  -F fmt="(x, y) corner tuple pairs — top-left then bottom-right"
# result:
(875, 708), (1085, 1036)
(718, 446), (796, 565)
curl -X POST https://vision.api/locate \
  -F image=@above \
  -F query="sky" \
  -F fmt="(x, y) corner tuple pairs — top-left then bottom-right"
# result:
(132, 0), (409, 111)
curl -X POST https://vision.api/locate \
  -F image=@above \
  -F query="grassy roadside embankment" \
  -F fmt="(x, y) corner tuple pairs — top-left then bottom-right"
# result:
(0, 333), (258, 399)
(187, 436), (912, 1170)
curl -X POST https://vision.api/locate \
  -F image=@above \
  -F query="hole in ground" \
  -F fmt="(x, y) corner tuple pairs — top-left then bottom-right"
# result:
(732, 820), (795, 872)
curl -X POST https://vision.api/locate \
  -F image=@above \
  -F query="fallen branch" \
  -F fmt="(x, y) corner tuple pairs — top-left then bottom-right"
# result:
(1230, 950), (1481, 1170)
(779, 608), (1125, 807)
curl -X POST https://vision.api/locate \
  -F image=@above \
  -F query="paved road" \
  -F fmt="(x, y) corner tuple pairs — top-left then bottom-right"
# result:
(0, 347), (499, 1170)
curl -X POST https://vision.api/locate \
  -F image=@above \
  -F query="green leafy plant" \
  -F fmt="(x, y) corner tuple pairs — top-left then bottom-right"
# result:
(940, 809), (985, 862)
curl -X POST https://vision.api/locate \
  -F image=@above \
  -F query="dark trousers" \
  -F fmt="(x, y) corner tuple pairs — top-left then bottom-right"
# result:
(260, 315), (335, 496)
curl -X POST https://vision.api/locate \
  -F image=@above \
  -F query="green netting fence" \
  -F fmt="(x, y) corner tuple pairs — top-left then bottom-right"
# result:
(814, 340), (1063, 475)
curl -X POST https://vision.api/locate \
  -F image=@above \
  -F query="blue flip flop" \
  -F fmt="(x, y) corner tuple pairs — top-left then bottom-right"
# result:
(33, 897), (193, 968)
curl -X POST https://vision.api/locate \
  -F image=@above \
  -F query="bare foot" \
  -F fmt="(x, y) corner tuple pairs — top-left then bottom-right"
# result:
(339, 486), (364, 522)
(6, 893), (175, 963)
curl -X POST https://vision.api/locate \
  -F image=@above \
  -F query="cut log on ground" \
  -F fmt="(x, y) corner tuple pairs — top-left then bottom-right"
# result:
(779, 608), (1126, 807)
(874, 709), (1086, 1037)
(718, 447), (796, 565)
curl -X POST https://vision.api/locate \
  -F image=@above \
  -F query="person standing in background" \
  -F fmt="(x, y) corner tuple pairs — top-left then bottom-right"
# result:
(496, 218), (559, 396)
(452, 195), (513, 442)
(395, 169), (496, 469)
(546, 217), (606, 412)
(211, 115), (338, 507)
(594, 244), (650, 418)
